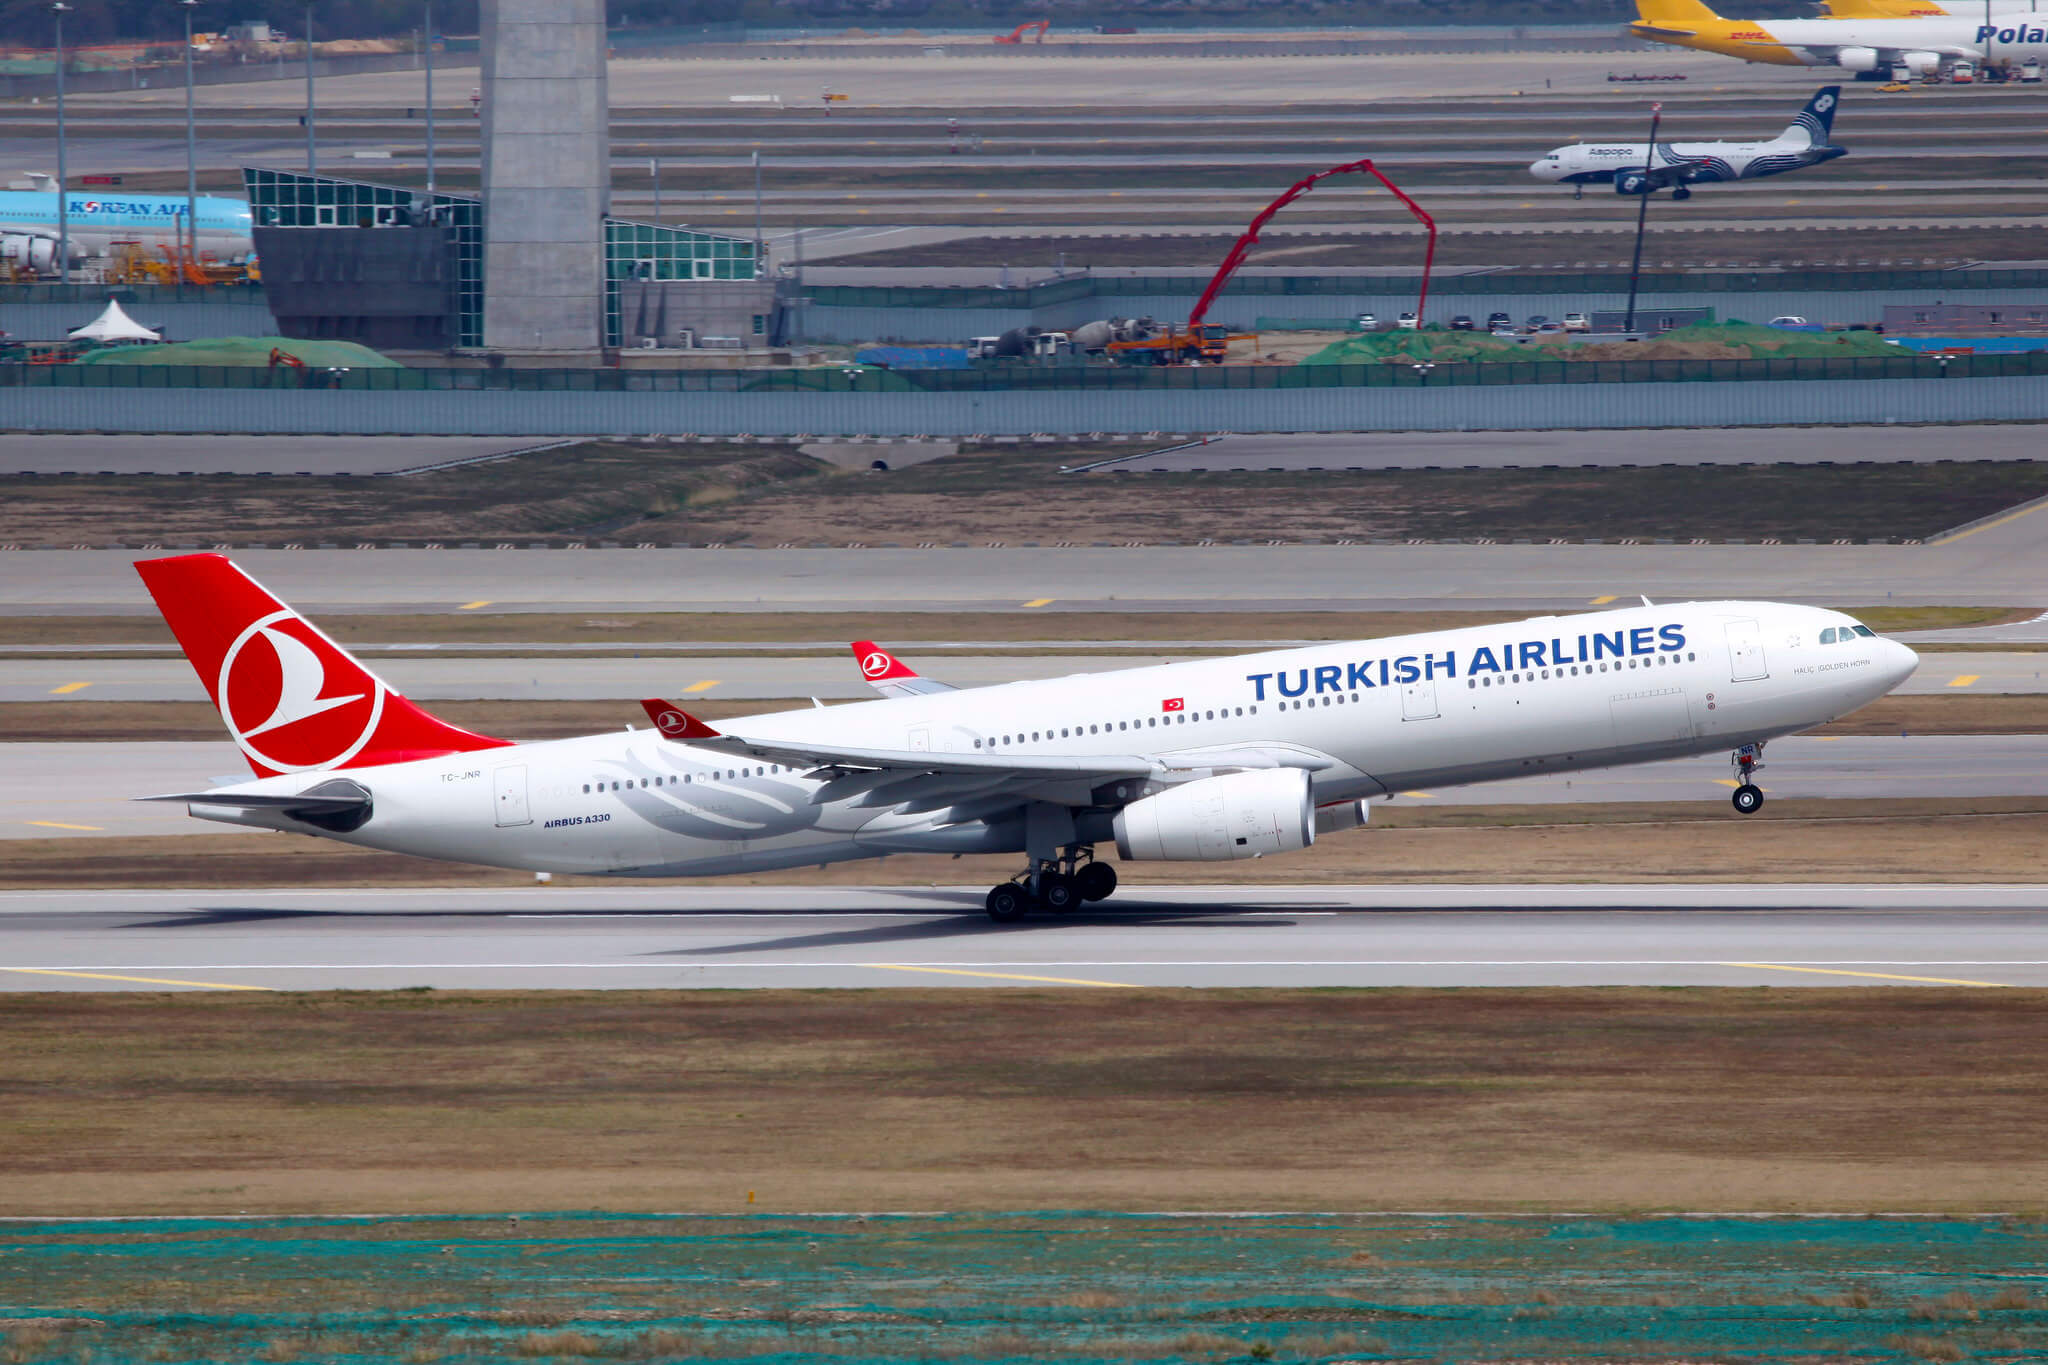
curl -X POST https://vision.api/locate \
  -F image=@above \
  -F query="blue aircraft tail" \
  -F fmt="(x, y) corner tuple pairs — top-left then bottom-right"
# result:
(1785, 86), (1842, 147)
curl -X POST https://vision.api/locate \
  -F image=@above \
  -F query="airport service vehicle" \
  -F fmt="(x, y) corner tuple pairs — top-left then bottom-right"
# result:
(1532, 87), (1846, 200)
(136, 555), (1918, 921)
(0, 187), (253, 271)
(1631, 0), (2048, 78)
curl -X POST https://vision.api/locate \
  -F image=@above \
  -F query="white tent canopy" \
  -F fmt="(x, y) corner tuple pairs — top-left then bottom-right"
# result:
(68, 298), (160, 343)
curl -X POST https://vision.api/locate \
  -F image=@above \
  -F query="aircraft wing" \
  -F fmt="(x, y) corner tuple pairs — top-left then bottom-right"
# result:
(850, 640), (958, 700)
(638, 700), (1341, 809)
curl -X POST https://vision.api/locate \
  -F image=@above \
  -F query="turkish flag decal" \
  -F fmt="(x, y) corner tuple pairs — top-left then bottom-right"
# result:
(1161, 697), (1185, 712)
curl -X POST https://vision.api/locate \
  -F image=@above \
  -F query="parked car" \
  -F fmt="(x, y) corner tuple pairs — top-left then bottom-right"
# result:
(1532, 322), (1565, 337)
(1878, 81), (1912, 92)
(1562, 312), (1590, 333)
(1449, 314), (1475, 331)
(1525, 314), (1551, 331)
(1766, 315), (1823, 332)
(1355, 312), (1379, 331)
(1396, 311), (1419, 330)
(1487, 311), (1512, 330)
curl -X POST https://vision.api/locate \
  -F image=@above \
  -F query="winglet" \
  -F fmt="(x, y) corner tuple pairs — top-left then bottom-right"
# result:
(851, 640), (922, 683)
(641, 699), (721, 741)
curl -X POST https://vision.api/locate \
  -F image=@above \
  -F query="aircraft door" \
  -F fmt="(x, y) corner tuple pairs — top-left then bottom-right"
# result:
(1400, 677), (1440, 721)
(908, 726), (932, 752)
(493, 763), (532, 827)
(1725, 620), (1769, 682)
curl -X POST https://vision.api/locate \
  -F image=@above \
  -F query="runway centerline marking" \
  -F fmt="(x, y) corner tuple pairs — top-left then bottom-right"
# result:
(25, 820), (102, 831)
(1, 967), (276, 991)
(868, 963), (1137, 987)
(1721, 962), (2012, 987)
(48, 682), (91, 695)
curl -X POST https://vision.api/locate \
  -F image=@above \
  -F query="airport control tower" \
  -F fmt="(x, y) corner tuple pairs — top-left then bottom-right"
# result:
(479, 0), (609, 356)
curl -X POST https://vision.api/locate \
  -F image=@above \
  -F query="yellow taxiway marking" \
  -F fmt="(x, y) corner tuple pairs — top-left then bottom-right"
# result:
(1399, 790), (1435, 799)
(1713, 778), (1770, 790)
(458, 600), (492, 610)
(1929, 496), (2048, 546)
(1783, 199), (1801, 205)
(1722, 962), (2011, 988)
(683, 679), (720, 694)
(26, 820), (102, 831)
(48, 681), (91, 695)
(2, 967), (276, 992)
(1947, 674), (1981, 688)
(865, 963), (1136, 988)
(1022, 597), (1054, 608)
(1589, 595), (1618, 605)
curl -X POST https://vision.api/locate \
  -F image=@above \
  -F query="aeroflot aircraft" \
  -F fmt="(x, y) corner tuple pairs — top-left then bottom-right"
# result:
(1531, 87), (1845, 199)
(136, 554), (1918, 921)
(1631, 0), (2048, 75)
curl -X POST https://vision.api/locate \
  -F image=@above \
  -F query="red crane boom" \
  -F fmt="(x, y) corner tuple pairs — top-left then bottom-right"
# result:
(1186, 157), (1437, 335)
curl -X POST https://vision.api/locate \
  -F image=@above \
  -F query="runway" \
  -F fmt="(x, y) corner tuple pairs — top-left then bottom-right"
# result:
(0, 435), (578, 478)
(10, 534), (2048, 615)
(1, 735), (2031, 840)
(2, 885), (2043, 990)
(3, 650), (2039, 702)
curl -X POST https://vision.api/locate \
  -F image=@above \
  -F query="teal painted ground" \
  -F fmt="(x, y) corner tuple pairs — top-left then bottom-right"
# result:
(2, 1213), (2044, 1362)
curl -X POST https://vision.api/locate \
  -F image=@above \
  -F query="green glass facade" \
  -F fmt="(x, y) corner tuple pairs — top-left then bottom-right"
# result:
(243, 168), (754, 349)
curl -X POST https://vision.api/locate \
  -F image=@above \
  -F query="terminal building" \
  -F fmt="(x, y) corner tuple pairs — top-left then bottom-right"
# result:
(246, 168), (778, 357)
(245, 0), (781, 364)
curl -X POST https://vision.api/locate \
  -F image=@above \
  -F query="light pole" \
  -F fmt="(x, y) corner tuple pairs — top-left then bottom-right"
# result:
(51, 1), (70, 284)
(423, 0), (435, 196)
(1623, 101), (1663, 335)
(649, 156), (661, 221)
(304, 2), (316, 176)
(177, 0), (200, 274)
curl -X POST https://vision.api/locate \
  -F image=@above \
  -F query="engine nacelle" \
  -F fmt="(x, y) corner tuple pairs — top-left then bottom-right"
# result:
(1112, 767), (1314, 862)
(1837, 45), (1881, 72)
(1614, 171), (1654, 196)
(1901, 50), (1941, 75)
(0, 233), (64, 272)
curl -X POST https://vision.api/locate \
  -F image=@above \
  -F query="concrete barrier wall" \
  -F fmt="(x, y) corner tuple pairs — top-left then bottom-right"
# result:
(9, 374), (2045, 437)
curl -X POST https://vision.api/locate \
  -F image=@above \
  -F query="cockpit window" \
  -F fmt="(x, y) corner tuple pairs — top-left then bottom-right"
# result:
(1820, 627), (1837, 644)
(1852, 625), (1875, 638)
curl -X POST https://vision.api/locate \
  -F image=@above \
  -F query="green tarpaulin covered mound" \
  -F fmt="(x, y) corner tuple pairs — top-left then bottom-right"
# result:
(1302, 320), (1902, 366)
(76, 336), (403, 368)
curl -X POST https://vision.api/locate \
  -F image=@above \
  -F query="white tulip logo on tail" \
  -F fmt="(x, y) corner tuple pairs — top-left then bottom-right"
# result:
(216, 610), (386, 773)
(861, 651), (894, 679)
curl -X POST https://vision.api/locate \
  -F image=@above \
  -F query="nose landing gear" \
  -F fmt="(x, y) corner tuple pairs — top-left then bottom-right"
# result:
(1730, 742), (1765, 814)
(984, 846), (1118, 922)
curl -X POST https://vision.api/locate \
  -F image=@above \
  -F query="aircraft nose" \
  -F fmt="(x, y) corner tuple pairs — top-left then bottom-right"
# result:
(1528, 159), (1552, 178)
(1883, 638), (1919, 690)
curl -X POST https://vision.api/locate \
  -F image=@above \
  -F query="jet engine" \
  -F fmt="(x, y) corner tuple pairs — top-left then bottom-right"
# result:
(1900, 50), (1941, 75)
(1112, 767), (1314, 862)
(1837, 45), (1881, 71)
(0, 233), (65, 273)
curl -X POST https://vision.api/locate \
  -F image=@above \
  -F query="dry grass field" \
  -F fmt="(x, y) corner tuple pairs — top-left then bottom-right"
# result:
(3, 989), (2046, 1215)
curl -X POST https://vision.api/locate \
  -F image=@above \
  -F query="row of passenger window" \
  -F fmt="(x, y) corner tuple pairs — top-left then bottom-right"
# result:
(976, 705), (1261, 749)
(583, 765), (786, 794)
(1466, 650), (1699, 689)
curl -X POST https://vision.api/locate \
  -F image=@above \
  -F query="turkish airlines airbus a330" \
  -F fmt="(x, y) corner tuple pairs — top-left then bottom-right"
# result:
(137, 554), (1918, 921)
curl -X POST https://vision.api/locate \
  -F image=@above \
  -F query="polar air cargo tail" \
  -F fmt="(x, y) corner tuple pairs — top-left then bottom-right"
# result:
(136, 554), (1918, 921)
(1630, 0), (2021, 74)
(1531, 87), (1846, 197)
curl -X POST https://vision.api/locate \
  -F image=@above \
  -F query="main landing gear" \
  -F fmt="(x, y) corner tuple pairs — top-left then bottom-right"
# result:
(1730, 742), (1765, 815)
(985, 847), (1119, 922)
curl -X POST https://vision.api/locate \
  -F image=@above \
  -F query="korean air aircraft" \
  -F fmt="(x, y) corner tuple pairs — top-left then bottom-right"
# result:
(0, 188), (253, 271)
(1631, 0), (2048, 75)
(135, 554), (1917, 921)
(1530, 87), (1846, 200)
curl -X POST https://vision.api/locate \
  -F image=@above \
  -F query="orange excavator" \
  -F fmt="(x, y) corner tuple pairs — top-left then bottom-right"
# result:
(994, 20), (1049, 43)
(268, 347), (306, 368)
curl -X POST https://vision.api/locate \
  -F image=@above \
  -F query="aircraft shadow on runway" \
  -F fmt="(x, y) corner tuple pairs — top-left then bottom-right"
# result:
(658, 902), (1312, 957)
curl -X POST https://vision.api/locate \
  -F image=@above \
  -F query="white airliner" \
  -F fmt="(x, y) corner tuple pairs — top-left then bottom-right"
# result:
(1530, 88), (1846, 200)
(137, 554), (1918, 921)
